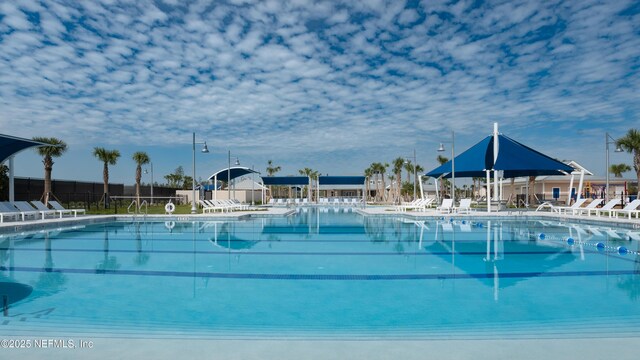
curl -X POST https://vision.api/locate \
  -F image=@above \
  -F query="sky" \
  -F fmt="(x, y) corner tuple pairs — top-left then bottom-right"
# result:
(0, 0), (639, 185)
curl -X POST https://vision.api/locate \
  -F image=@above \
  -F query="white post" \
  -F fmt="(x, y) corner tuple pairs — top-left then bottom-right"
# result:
(486, 170), (491, 212)
(418, 175), (424, 200)
(493, 123), (499, 202)
(214, 174), (217, 200)
(567, 174), (575, 205)
(435, 178), (440, 203)
(191, 132), (197, 214)
(577, 170), (585, 201)
(8, 156), (14, 203)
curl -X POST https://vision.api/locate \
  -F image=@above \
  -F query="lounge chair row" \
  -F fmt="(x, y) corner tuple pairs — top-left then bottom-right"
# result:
(266, 198), (363, 206)
(395, 198), (474, 214)
(536, 198), (640, 219)
(198, 199), (249, 213)
(0, 200), (85, 223)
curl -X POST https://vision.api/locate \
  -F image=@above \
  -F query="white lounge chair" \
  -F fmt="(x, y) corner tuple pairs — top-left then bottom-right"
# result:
(31, 200), (71, 218)
(49, 201), (86, 217)
(0, 202), (22, 223)
(0, 201), (39, 221)
(571, 199), (602, 216)
(14, 201), (55, 220)
(436, 199), (454, 214)
(587, 199), (620, 217)
(454, 199), (473, 214)
(395, 199), (421, 212)
(610, 199), (640, 219)
(536, 198), (588, 213)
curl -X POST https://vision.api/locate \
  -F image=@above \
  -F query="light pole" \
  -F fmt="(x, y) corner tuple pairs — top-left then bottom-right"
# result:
(438, 131), (455, 205)
(605, 132), (623, 201)
(404, 149), (418, 201)
(228, 150), (240, 200)
(144, 162), (153, 205)
(192, 132), (209, 214)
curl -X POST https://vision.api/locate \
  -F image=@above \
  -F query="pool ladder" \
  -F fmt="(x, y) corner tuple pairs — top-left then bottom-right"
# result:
(127, 200), (148, 216)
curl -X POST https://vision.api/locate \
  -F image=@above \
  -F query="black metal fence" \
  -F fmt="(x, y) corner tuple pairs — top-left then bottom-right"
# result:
(2, 177), (180, 211)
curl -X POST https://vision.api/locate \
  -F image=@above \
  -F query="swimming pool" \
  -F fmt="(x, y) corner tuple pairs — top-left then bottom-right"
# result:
(2, 208), (640, 340)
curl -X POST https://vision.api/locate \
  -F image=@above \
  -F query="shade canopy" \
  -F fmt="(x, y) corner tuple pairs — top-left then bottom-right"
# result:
(318, 176), (366, 185)
(261, 176), (309, 186)
(207, 166), (259, 182)
(426, 134), (574, 179)
(0, 134), (49, 164)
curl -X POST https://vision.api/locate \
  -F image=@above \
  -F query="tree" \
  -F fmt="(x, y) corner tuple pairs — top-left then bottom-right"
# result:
(436, 155), (449, 199)
(414, 164), (424, 200)
(392, 157), (404, 203)
(364, 166), (373, 202)
(610, 164), (631, 178)
(0, 164), (8, 200)
(93, 147), (121, 208)
(164, 166), (185, 188)
(32, 137), (68, 205)
(298, 167), (319, 201)
(266, 160), (281, 199)
(132, 152), (150, 205)
(616, 129), (640, 196)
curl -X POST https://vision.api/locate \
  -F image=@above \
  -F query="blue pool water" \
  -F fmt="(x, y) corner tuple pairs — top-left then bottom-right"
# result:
(2, 208), (640, 339)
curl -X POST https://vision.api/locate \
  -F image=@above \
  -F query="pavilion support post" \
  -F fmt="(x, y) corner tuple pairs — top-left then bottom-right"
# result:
(577, 170), (585, 202)
(9, 156), (14, 203)
(493, 170), (500, 201)
(567, 174), (575, 205)
(486, 170), (491, 212)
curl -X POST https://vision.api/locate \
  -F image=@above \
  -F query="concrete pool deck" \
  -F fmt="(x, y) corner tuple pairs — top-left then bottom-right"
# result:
(8, 337), (640, 360)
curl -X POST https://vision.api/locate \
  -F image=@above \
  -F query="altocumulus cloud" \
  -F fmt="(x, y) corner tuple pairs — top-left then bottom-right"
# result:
(0, 0), (638, 175)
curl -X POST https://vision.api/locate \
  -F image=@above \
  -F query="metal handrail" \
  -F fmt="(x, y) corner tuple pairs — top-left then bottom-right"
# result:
(139, 200), (148, 215)
(127, 200), (137, 214)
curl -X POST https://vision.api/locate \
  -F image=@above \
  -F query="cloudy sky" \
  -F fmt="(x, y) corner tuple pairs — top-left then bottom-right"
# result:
(1, 0), (638, 185)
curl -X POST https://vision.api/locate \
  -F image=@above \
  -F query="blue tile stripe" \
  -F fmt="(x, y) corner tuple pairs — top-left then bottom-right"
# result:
(7, 248), (576, 256)
(6, 266), (640, 280)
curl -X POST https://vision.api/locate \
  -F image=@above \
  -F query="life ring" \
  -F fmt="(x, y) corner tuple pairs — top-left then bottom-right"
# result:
(165, 202), (176, 214)
(164, 221), (175, 230)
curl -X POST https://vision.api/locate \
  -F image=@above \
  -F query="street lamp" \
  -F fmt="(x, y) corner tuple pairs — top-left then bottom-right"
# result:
(437, 131), (455, 205)
(192, 132), (209, 214)
(143, 162), (153, 205)
(228, 151), (240, 200)
(404, 148), (417, 201)
(605, 132), (623, 201)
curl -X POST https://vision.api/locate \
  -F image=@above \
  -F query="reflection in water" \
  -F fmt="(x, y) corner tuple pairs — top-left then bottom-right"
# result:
(134, 223), (150, 266)
(96, 225), (120, 272)
(617, 240), (640, 300)
(32, 232), (67, 296)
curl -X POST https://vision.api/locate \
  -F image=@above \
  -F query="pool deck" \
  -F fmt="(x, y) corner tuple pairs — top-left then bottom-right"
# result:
(9, 337), (640, 360)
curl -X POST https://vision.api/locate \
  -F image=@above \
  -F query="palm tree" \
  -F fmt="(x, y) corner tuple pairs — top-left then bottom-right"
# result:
(414, 164), (424, 200)
(364, 166), (373, 202)
(610, 163), (631, 178)
(266, 160), (281, 200)
(404, 161), (415, 200)
(132, 152), (150, 206)
(93, 147), (121, 209)
(616, 129), (640, 196)
(298, 167), (317, 201)
(392, 157), (404, 203)
(436, 155), (449, 199)
(32, 137), (68, 205)
(373, 162), (389, 202)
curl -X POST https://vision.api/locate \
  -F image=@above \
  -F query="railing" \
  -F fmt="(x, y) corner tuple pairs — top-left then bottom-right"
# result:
(127, 199), (148, 215)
